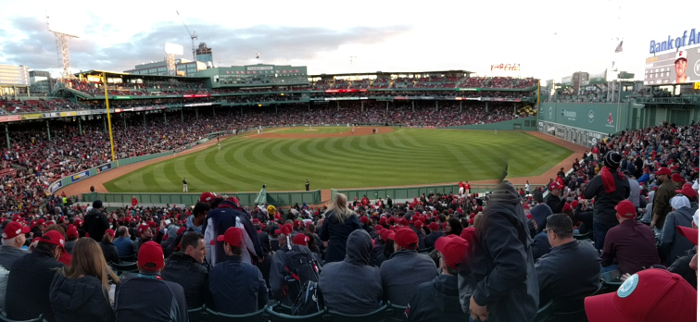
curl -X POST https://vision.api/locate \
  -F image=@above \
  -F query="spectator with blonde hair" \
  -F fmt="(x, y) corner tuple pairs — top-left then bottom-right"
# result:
(50, 238), (119, 322)
(319, 193), (362, 263)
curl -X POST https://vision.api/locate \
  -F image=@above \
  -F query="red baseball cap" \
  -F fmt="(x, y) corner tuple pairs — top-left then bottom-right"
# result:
(2, 222), (29, 239)
(138, 241), (165, 271)
(562, 203), (571, 212)
(38, 230), (65, 251)
(428, 222), (439, 231)
(360, 216), (368, 224)
(654, 167), (671, 176)
(671, 173), (684, 183)
(398, 218), (408, 226)
(292, 234), (309, 246)
(66, 225), (78, 239)
(199, 192), (217, 203)
(414, 220), (424, 229)
(379, 217), (387, 225)
(435, 235), (469, 270)
(675, 183), (698, 199)
(585, 269), (696, 322)
(137, 223), (150, 235)
(294, 220), (302, 227)
(380, 229), (393, 242)
(280, 224), (292, 236)
(217, 227), (243, 247)
(460, 227), (477, 243)
(390, 228), (418, 250)
(615, 200), (636, 219)
(549, 181), (564, 190)
(105, 229), (115, 238)
(677, 226), (698, 246)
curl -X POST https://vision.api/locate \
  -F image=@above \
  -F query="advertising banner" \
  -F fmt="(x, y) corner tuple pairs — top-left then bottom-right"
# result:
(644, 45), (699, 85)
(60, 111), (77, 117)
(77, 110), (91, 116)
(49, 181), (62, 194)
(42, 112), (60, 118)
(324, 89), (367, 93)
(490, 63), (521, 72)
(96, 163), (111, 174)
(561, 76), (573, 86)
(21, 113), (43, 120)
(457, 88), (480, 91)
(538, 103), (618, 134)
(70, 170), (90, 183)
(0, 115), (21, 122)
(112, 95), (132, 100)
(183, 94), (211, 98)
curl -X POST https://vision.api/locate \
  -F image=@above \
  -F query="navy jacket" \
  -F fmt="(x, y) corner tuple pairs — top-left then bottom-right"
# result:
(379, 250), (437, 306)
(50, 273), (115, 322)
(209, 256), (268, 314)
(406, 275), (470, 322)
(535, 240), (600, 311)
(161, 252), (210, 309)
(459, 181), (539, 322)
(319, 210), (362, 263)
(114, 275), (188, 322)
(6, 248), (65, 322)
(424, 231), (444, 250)
(0, 245), (28, 270)
(531, 232), (551, 261)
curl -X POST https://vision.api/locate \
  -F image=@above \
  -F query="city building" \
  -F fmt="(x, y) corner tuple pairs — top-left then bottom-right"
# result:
(0, 64), (30, 97)
(124, 58), (207, 77)
(29, 70), (53, 94)
(195, 43), (213, 67)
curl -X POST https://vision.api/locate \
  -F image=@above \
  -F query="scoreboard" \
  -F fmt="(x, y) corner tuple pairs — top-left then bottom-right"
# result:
(0, 65), (30, 86)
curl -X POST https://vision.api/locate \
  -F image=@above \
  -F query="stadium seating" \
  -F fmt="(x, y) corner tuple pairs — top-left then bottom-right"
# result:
(328, 305), (389, 322)
(205, 307), (267, 322)
(0, 315), (43, 322)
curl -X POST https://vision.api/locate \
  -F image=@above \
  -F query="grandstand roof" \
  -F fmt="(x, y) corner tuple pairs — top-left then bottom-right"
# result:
(74, 70), (208, 80)
(308, 70), (474, 78)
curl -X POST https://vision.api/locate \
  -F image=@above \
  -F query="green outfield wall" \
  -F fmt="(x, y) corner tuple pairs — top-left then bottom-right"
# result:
(82, 190), (322, 208)
(444, 116), (537, 131)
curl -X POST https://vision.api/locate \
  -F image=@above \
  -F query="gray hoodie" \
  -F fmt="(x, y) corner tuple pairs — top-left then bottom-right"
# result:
(318, 230), (382, 314)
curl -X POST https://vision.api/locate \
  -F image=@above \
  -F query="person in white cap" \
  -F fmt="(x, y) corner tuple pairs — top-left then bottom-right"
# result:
(674, 50), (688, 84)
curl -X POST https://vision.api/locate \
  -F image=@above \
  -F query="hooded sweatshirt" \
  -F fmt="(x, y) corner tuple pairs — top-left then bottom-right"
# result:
(49, 273), (115, 322)
(318, 230), (382, 315)
(459, 181), (539, 322)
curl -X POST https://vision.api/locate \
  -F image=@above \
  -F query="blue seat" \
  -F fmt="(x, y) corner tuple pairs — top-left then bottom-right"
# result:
(206, 307), (266, 322)
(600, 271), (623, 293)
(187, 305), (209, 322)
(534, 300), (554, 322)
(265, 306), (329, 322)
(0, 315), (44, 322)
(328, 305), (388, 322)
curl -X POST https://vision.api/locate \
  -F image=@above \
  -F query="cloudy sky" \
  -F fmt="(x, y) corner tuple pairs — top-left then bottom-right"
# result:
(0, 0), (697, 82)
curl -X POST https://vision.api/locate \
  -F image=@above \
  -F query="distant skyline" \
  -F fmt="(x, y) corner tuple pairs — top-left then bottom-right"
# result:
(0, 0), (698, 82)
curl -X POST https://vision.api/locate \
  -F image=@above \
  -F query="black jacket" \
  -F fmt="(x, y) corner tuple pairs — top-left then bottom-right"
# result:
(100, 240), (121, 265)
(319, 210), (362, 263)
(0, 245), (28, 270)
(406, 275), (470, 322)
(84, 208), (110, 242)
(114, 274), (188, 322)
(49, 273), (115, 322)
(583, 170), (631, 226)
(6, 248), (66, 322)
(545, 194), (566, 214)
(161, 252), (210, 309)
(379, 250), (437, 306)
(459, 181), (539, 322)
(535, 240), (601, 311)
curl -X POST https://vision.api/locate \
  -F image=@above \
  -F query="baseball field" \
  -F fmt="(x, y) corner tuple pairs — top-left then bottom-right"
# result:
(102, 127), (573, 193)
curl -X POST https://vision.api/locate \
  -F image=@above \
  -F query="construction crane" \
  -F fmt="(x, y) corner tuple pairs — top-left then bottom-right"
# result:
(176, 10), (197, 61)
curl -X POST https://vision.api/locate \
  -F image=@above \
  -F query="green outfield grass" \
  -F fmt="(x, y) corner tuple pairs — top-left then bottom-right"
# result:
(103, 128), (572, 193)
(272, 126), (351, 134)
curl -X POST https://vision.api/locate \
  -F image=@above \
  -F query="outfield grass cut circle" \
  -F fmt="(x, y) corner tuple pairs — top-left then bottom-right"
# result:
(103, 127), (573, 193)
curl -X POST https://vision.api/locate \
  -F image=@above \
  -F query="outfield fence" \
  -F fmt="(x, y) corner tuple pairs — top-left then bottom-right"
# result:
(330, 183), (535, 201)
(82, 190), (322, 208)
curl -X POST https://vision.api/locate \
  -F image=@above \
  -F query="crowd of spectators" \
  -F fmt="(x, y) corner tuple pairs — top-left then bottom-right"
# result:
(0, 98), (82, 113)
(0, 97), (696, 321)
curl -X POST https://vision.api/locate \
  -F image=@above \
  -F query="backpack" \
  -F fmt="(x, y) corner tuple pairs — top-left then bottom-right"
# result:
(282, 244), (320, 305)
(290, 280), (324, 316)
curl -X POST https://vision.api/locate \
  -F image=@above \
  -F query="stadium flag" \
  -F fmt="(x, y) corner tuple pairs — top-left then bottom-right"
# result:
(256, 52), (260, 59)
(614, 41), (623, 53)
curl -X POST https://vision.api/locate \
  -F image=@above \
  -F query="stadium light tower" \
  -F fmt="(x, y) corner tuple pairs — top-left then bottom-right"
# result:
(46, 14), (78, 81)
(176, 11), (197, 61)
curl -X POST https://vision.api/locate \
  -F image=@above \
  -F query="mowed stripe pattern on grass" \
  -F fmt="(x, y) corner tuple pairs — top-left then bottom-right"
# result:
(103, 128), (572, 193)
